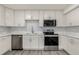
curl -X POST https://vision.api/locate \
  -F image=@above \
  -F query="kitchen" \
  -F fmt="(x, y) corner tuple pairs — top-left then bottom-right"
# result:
(0, 4), (79, 55)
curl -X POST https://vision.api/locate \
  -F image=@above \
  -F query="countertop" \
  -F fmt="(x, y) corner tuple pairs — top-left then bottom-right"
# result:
(1, 31), (79, 39)
(58, 32), (79, 39)
(0, 33), (11, 37)
(0, 32), (44, 38)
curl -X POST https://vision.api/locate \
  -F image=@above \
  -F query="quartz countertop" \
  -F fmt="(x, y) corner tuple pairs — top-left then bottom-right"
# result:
(0, 31), (44, 38)
(58, 32), (79, 39)
(0, 33), (11, 37)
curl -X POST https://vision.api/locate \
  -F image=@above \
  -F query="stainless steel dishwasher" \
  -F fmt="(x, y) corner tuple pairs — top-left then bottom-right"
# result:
(12, 35), (23, 50)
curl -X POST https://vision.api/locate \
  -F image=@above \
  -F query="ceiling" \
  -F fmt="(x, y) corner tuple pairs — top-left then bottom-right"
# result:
(3, 4), (70, 10)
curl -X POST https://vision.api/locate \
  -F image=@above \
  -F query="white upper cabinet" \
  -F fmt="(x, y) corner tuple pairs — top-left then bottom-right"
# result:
(25, 10), (39, 20)
(14, 10), (25, 26)
(39, 11), (44, 27)
(25, 10), (31, 20)
(65, 7), (79, 26)
(31, 11), (39, 20)
(0, 5), (5, 26)
(56, 11), (64, 26)
(44, 11), (50, 19)
(49, 11), (56, 19)
(5, 8), (14, 26)
(43, 11), (56, 19)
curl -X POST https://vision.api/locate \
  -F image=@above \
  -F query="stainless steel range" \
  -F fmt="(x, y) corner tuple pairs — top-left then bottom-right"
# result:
(43, 28), (58, 50)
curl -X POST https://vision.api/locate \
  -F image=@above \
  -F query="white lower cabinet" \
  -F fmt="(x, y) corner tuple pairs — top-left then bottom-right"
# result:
(59, 35), (66, 50)
(38, 36), (44, 50)
(23, 35), (31, 50)
(31, 35), (39, 50)
(62, 36), (70, 53)
(60, 35), (79, 55)
(0, 36), (11, 55)
(23, 35), (44, 50)
(66, 37), (79, 55)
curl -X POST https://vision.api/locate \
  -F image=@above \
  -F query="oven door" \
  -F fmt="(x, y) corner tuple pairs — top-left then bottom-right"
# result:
(44, 36), (58, 46)
(44, 36), (58, 50)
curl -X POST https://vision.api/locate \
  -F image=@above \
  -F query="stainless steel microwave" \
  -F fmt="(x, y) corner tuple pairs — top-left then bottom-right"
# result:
(44, 20), (56, 27)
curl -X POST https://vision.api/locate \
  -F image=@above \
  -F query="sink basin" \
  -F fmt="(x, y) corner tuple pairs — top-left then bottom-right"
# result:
(34, 32), (43, 35)
(26, 32), (32, 34)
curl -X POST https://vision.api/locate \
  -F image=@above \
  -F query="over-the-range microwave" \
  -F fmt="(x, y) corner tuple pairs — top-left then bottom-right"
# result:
(44, 19), (56, 27)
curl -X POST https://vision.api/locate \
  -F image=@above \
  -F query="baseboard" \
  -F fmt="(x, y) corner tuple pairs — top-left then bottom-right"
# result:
(23, 48), (44, 51)
(63, 49), (70, 55)
(2, 50), (10, 55)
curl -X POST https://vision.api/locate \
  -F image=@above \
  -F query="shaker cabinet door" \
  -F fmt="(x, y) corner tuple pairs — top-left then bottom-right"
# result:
(23, 35), (31, 50)
(14, 10), (25, 26)
(39, 11), (44, 27)
(0, 36), (11, 55)
(31, 11), (39, 20)
(0, 5), (5, 26)
(5, 8), (14, 26)
(23, 35), (44, 50)
(31, 36), (39, 50)
(44, 11), (55, 19)
(38, 36), (44, 50)
(56, 11), (64, 26)
(25, 11), (31, 20)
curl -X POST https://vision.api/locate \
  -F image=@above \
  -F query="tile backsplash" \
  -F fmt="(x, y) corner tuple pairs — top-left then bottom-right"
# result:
(0, 25), (79, 35)
(54, 26), (79, 36)
(0, 27), (10, 34)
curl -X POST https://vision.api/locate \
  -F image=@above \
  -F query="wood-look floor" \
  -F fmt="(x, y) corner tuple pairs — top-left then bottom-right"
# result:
(4, 50), (68, 55)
